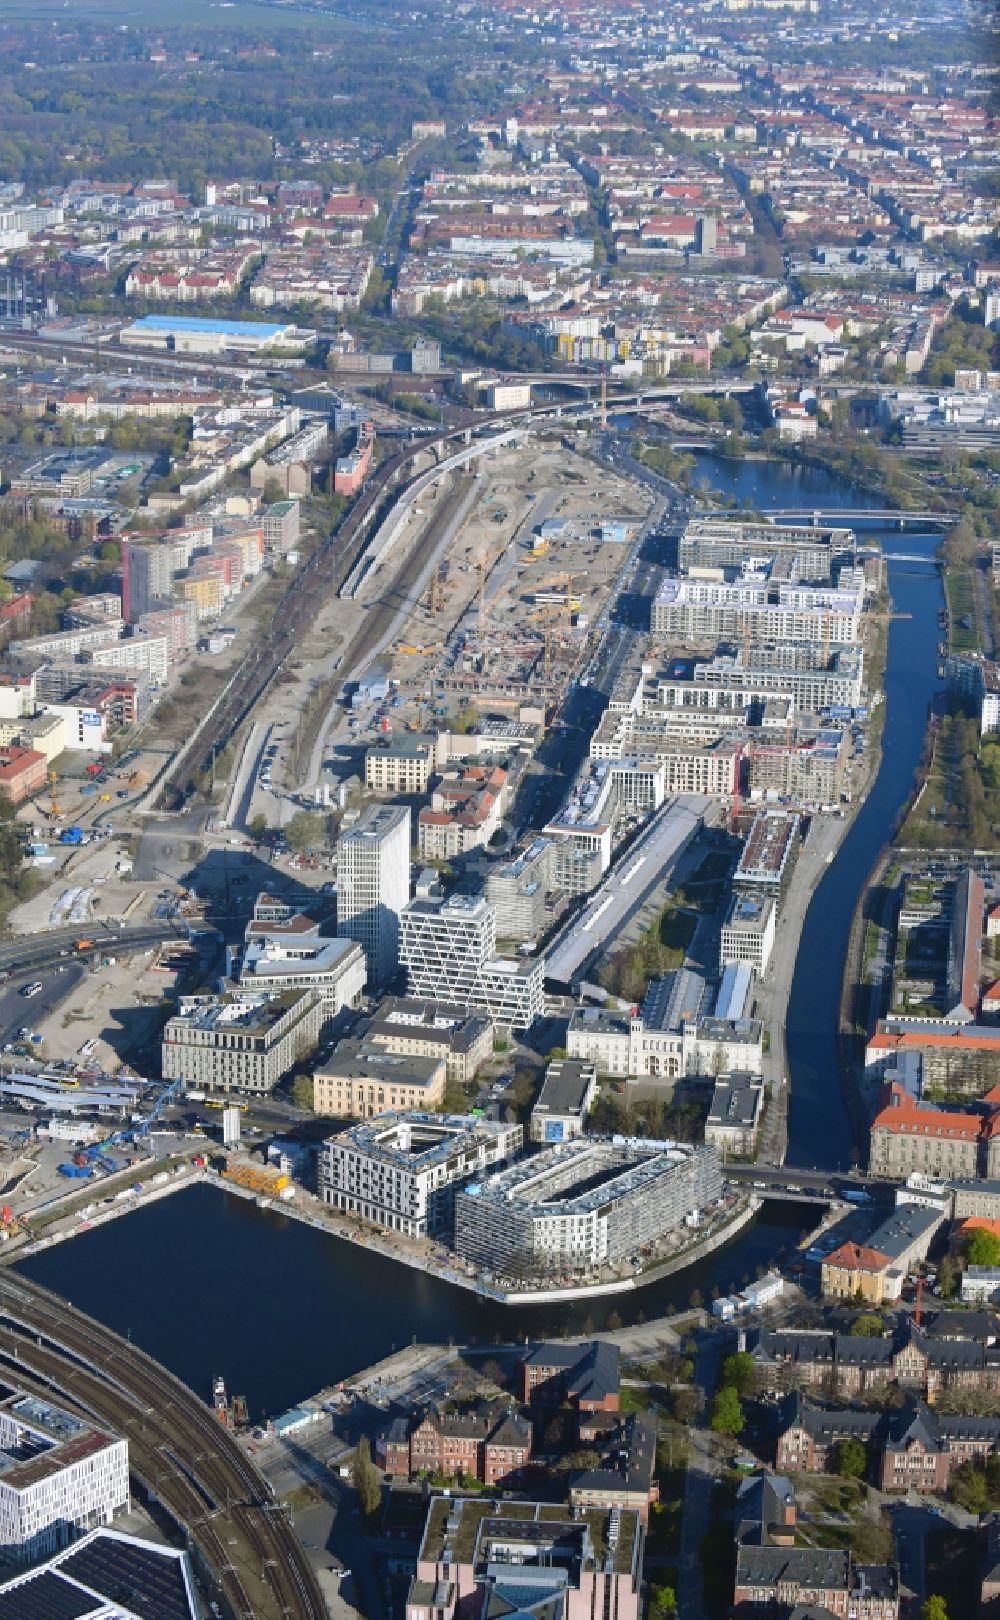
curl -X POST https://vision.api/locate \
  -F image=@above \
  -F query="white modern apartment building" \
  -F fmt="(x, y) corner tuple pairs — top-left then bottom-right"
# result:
(654, 650), (865, 713)
(319, 1112), (523, 1237)
(235, 933), (366, 1014)
(0, 1393), (129, 1563)
(652, 576), (862, 645)
(88, 634), (171, 683)
(337, 804), (410, 990)
(719, 893), (777, 974)
(399, 890), (544, 1030)
(677, 517), (854, 582)
(454, 1139), (723, 1280)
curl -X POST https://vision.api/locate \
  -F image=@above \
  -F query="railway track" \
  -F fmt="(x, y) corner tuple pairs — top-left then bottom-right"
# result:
(0, 1273), (325, 1620)
(159, 427), (454, 806)
(292, 468), (478, 780)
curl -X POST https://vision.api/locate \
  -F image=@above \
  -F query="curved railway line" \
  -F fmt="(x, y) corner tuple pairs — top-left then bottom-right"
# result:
(0, 1271), (325, 1620)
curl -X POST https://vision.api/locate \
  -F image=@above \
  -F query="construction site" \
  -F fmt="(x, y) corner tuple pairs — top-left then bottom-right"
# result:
(372, 436), (651, 724)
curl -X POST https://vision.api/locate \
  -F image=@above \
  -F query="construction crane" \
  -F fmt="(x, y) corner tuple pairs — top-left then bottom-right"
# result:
(87, 1075), (187, 1161)
(46, 768), (62, 821)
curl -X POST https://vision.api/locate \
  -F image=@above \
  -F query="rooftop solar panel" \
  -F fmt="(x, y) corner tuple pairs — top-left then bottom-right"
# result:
(60, 1537), (194, 1620)
(0, 1570), (99, 1620)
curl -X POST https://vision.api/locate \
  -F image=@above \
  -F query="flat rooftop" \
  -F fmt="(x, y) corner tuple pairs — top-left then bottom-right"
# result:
(736, 810), (800, 883)
(533, 1060), (595, 1118)
(328, 1111), (514, 1171)
(546, 795), (708, 985)
(124, 314), (290, 337)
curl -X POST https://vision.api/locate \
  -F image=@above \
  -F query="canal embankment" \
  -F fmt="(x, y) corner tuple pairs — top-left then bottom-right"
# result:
(13, 1156), (762, 1307)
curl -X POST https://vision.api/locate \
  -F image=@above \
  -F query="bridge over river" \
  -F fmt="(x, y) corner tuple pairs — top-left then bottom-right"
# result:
(766, 507), (953, 526)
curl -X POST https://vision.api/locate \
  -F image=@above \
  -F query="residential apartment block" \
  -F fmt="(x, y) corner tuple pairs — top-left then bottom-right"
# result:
(455, 1139), (722, 1281)
(319, 1112), (523, 1238)
(400, 888), (544, 1031)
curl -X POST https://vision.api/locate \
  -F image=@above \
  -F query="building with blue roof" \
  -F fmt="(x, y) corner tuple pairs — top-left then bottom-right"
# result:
(120, 313), (313, 355)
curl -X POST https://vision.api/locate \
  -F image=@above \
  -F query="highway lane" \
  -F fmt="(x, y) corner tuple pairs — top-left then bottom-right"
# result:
(0, 921), (185, 974)
(0, 961), (85, 1049)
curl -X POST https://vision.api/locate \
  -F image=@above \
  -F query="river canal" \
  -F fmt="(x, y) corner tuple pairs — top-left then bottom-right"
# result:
(21, 1185), (812, 1419)
(17, 453), (943, 1414)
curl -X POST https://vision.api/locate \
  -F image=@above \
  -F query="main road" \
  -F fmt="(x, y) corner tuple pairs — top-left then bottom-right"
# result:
(0, 1269), (325, 1620)
(0, 920), (186, 975)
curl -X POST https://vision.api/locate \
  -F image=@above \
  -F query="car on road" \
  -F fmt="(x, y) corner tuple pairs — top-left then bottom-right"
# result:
(116, 790), (129, 799)
(20, 983), (43, 999)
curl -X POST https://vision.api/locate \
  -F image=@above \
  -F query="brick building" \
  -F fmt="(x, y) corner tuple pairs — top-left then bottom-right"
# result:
(774, 1390), (1000, 1494)
(382, 1401), (532, 1486)
(521, 1341), (620, 1412)
(755, 1314), (1000, 1404)
(0, 745), (47, 804)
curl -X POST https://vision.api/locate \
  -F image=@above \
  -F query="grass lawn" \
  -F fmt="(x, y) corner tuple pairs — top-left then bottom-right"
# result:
(944, 567), (979, 651)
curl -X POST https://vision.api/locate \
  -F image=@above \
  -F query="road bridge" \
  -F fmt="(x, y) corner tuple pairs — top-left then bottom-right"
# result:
(764, 507), (953, 526)
(0, 1271), (325, 1620)
(725, 1163), (893, 1205)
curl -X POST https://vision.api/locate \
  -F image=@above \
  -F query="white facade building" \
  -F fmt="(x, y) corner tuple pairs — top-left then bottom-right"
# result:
(0, 1394), (129, 1563)
(454, 1139), (723, 1281)
(652, 575), (862, 645)
(236, 934), (366, 1014)
(337, 805), (410, 990)
(319, 1112), (523, 1237)
(719, 893), (777, 974)
(399, 890), (544, 1030)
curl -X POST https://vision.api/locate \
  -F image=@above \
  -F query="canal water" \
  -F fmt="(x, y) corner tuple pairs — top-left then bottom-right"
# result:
(18, 1184), (810, 1420)
(690, 454), (945, 1167)
(17, 454), (943, 1414)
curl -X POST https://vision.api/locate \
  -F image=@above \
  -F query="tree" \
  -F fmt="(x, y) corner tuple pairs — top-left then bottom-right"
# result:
(949, 1460), (989, 1514)
(284, 810), (328, 853)
(290, 1073), (314, 1111)
(558, 1448), (602, 1473)
(921, 1598), (948, 1620)
(649, 1584), (677, 1620)
(937, 1253), (960, 1299)
(850, 1313), (885, 1337)
(352, 1436), (382, 1519)
(720, 1352), (756, 1397)
(248, 813), (267, 841)
(966, 1227), (1000, 1268)
(835, 1436), (868, 1479)
(672, 1387), (700, 1425)
(710, 1385), (744, 1436)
